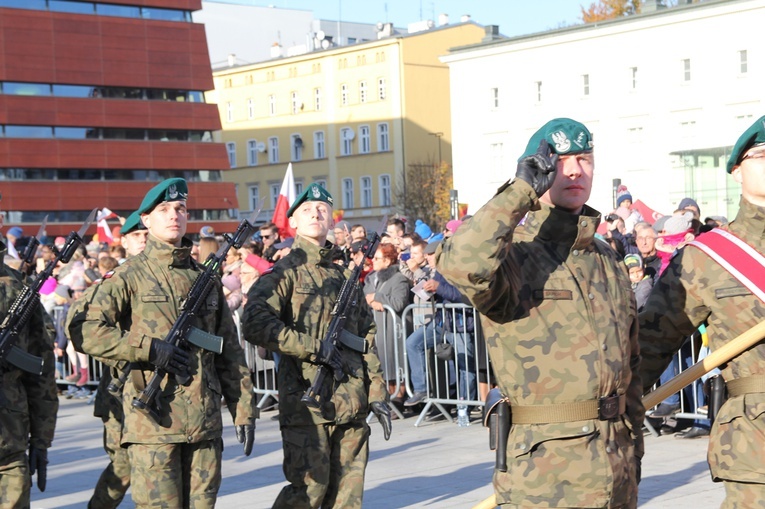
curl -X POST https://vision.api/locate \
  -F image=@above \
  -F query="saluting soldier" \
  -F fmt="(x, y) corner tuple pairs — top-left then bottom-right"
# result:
(67, 210), (147, 508)
(71, 178), (256, 508)
(242, 183), (391, 509)
(639, 116), (765, 507)
(438, 118), (644, 508)
(0, 196), (58, 508)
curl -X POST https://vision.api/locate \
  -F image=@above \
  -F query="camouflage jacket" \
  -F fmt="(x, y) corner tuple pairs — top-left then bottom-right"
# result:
(72, 235), (255, 445)
(438, 179), (644, 507)
(640, 196), (765, 483)
(241, 235), (387, 427)
(67, 284), (122, 421)
(0, 244), (58, 453)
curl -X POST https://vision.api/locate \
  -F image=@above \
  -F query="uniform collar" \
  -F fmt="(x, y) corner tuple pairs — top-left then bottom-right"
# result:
(729, 196), (765, 240)
(292, 235), (336, 265)
(144, 234), (193, 268)
(524, 203), (602, 250)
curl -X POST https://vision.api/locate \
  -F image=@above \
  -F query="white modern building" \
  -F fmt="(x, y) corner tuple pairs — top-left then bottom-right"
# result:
(443, 0), (764, 220)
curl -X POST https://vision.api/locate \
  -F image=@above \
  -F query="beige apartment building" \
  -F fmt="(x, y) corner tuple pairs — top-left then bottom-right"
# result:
(208, 21), (489, 227)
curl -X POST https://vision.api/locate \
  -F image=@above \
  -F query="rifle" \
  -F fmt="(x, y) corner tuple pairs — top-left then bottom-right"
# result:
(0, 210), (96, 374)
(18, 217), (47, 277)
(301, 218), (385, 416)
(132, 210), (260, 424)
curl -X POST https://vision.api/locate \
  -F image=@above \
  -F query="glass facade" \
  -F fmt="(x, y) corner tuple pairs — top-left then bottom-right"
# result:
(0, 0), (190, 21)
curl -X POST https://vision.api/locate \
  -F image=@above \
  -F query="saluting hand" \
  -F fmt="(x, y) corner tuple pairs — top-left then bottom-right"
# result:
(515, 139), (558, 198)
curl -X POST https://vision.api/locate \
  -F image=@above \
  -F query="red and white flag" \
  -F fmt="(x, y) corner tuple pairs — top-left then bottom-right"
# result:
(271, 163), (297, 239)
(97, 207), (118, 244)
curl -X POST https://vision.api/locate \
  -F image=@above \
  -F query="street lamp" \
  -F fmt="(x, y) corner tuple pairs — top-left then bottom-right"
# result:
(428, 132), (443, 166)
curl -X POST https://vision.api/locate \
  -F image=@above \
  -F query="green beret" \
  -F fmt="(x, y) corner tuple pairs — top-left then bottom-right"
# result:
(286, 183), (334, 218)
(726, 115), (765, 173)
(519, 118), (593, 162)
(137, 178), (188, 215)
(120, 210), (146, 235)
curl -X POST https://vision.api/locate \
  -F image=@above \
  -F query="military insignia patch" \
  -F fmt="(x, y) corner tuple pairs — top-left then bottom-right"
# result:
(551, 131), (571, 153)
(312, 186), (321, 198)
(102, 270), (115, 280)
(168, 184), (178, 200)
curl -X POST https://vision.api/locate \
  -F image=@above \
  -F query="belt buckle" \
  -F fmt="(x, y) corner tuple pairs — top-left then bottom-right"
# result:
(598, 395), (620, 421)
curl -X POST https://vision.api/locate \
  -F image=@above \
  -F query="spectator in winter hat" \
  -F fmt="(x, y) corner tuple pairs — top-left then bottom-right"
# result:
(654, 211), (696, 275)
(413, 219), (433, 241)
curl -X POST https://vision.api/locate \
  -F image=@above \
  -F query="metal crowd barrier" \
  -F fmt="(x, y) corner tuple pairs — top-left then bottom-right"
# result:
(643, 331), (710, 437)
(400, 302), (489, 427)
(53, 306), (101, 392)
(234, 308), (279, 411)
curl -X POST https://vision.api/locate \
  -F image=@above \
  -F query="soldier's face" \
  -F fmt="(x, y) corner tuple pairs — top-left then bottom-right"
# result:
(733, 146), (765, 207)
(288, 201), (333, 246)
(540, 151), (594, 214)
(142, 200), (188, 246)
(121, 230), (148, 257)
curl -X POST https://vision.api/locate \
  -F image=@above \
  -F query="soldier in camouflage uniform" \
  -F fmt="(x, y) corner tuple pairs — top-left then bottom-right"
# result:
(438, 118), (644, 508)
(639, 116), (765, 508)
(67, 211), (147, 508)
(242, 183), (391, 509)
(0, 204), (58, 508)
(71, 178), (256, 509)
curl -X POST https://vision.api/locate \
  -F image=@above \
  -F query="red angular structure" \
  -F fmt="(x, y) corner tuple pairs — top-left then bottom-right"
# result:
(0, 0), (238, 237)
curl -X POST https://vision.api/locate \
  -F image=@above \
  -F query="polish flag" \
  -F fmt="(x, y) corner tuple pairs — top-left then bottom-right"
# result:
(97, 208), (118, 244)
(271, 163), (297, 239)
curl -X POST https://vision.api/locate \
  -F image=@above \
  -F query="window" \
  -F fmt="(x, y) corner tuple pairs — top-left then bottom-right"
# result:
(341, 84), (348, 106)
(247, 140), (258, 166)
(295, 181), (304, 196)
(270, 184), (280, 209)
(314, 87), (322, 111)
(682, 59), (691, 82)
(739, 50), (748, 74)
(359, 125), (371, 154)
(360, 177), (372, 208)
(314, 131), (325, 159)
(226, 102), (233, 123)
(226, 142), (236, 168)
(291, 91), (299, 114)
(291, 134), (303, 161)
(248, 185), (259, 211)
(247, 98), (255, 119)
(340, 128), (354, 156)
(359, 81), (367, 103)
(582, 74), (590, 96)
(535, 81), (542, 102)
(269, 94), (276, 116)
(377, 123), (389, 152)
(378, 78), (386, 100)
(630, 67), (638, 90)
(342, 178), (354, 209)
(314, 178), (327, 189)
(268, 137), (279, 164)
(379, 174), (391, 206)
(490, 87), (499, 109)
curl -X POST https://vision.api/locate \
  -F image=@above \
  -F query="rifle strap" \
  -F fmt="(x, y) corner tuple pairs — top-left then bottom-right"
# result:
(688, 228), (765, 303)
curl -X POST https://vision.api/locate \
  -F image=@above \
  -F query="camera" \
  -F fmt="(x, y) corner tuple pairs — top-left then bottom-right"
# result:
(605, 213), (620, 223)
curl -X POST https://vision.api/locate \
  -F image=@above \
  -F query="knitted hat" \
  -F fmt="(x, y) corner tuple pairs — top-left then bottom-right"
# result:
(244, 254), (272, 274)
(616, 185), (633, 208)
(662, 211), (694, 235)
(624, 254), (643, 270)
(199, 225), (216, 239)
(445, 219), (463, 233)
(678, 197), (700, 215)
(39, 277), (57, 296)
(54, 284), (72, 300)
(414, 220), (432, 240)
(6, 226), (22, 239)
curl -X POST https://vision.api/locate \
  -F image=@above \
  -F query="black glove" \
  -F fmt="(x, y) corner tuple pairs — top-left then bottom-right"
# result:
(28, 445), (48, 492)
(515, 139), (559, 198)
(236, 424), (255, 456)
(148, 339), (190, 376)
(370, 401), (392, 441)
(316, 341), (344, 381)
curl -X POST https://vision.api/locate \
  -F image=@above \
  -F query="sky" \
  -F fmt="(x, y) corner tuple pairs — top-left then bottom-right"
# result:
(208, 1), (588, 37)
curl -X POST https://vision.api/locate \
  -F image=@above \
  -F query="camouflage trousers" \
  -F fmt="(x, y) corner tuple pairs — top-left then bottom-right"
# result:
(0, 451), (31, 509)
(273, 421), (370, 509)
(89, 414), (130, 509)
(722, 480), (765, 508)
(127, 439), (222, 509)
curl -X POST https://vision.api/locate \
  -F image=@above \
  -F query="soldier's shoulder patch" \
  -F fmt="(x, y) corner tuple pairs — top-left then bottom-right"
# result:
(102, 270), (115, 280)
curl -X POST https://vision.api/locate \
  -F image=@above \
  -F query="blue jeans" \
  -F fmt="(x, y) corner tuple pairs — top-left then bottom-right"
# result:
(659, 355), (680, 406)
(447, 331), (477, 403)
(405, 321), (441, 394)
